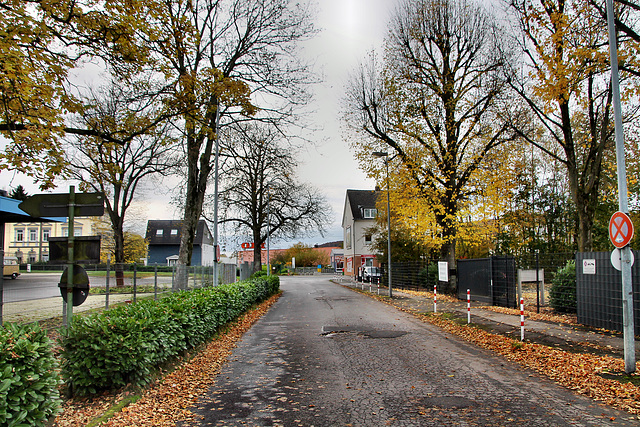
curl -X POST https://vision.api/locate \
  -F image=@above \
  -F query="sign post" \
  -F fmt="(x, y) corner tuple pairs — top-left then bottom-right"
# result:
(606, 0), (636, 374)
(19, 187), (104, 329)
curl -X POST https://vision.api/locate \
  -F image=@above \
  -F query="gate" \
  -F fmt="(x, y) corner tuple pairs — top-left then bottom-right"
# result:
(458, 256), (517, 308)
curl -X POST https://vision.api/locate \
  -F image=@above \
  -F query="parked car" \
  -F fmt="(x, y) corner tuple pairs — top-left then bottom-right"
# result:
(3, 256), (20, 279)
(362, 266), (381, 283)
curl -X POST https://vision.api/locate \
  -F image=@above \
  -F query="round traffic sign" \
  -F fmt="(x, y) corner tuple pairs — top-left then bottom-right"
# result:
(609, 211), (634, 248)
(610, 248), (635, 271)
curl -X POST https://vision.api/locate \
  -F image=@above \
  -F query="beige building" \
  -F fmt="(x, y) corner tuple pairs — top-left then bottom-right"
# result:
(342, 189), (380, 277)
(4, 217), (95, 263)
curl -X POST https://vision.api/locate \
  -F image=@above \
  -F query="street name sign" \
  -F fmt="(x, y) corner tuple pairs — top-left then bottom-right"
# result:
(19, 192), (105, 218)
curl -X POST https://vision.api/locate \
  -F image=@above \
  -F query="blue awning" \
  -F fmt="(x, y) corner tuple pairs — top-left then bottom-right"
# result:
(0, 196), (64, 223)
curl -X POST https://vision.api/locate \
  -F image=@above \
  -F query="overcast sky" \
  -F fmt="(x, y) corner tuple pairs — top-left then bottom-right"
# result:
(0, 0), (399, 251)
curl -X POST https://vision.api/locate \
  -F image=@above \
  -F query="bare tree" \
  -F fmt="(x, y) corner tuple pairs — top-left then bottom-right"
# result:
(65, 80), (181, 285)
(345, 0), (516, 268)
(210, 123), (331, 273)
(128, 0), (316, 287)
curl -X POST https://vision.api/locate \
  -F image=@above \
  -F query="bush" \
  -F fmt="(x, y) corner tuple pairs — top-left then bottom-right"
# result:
(251, 270), (267, 279)
(60, 276), (279, 395)
(0, 323), (61, 426)
(549, 260), (576, 313)
(418, 263), (438, 288)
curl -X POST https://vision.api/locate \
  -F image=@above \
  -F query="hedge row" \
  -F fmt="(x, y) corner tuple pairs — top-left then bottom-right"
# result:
(60, 275), (279, 395)
(0, 323), (61, 426)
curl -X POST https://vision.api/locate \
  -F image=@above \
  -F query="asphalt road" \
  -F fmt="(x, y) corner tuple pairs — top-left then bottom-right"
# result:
(1, 272), (173, 303)
(185, 275), (636, 426)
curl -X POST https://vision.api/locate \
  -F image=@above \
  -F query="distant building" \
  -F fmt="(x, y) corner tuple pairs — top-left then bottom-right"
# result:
(330, 248), (344, 272)
(3, 202), (94, 263)
(145, 220), (214, 266)
(342, 189), (380, 277)
(237, 247), (288, 265)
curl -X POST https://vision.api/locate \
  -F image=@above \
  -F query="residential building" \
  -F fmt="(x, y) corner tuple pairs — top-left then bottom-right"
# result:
(145, 220), (214, 266)
(342, 189), (380, 277)
(4, 216), (94, 263)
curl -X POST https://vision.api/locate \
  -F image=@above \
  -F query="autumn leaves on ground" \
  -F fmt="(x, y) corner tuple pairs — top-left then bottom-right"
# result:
(54, 293), (282, 427)
(53, 286), (640, 426)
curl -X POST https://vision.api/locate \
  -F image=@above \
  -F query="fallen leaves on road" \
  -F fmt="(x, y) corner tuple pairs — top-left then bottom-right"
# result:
(484, 305), (578, 325)
(375, 294), (640, 415)
(54, 293), (281, 426)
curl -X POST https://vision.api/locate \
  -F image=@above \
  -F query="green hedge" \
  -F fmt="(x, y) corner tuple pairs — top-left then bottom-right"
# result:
(0, 323), (61, 426)
(60, 277), (279, 396)
(549, 260), (576, 313)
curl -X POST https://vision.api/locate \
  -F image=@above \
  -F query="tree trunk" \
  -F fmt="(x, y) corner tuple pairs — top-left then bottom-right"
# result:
(252, 228), (263, 273)
(252, 244), (262, 274)
(113, 229), (125, 287)
(109, 209), (126, 287)
(176, 108), (215, 289)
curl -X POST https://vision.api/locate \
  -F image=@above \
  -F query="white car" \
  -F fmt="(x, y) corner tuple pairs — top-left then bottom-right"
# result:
(361, 266), (381, 283)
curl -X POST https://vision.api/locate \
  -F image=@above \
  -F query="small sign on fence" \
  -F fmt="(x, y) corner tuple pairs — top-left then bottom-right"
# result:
(438, 261), (448, 282)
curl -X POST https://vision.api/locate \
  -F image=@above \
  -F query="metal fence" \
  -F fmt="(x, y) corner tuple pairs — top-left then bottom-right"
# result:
(457, 256), (517, 308)
(576, 251), (640, 335)
(377, 253), (577, 313)
(0, 262), (238, 327)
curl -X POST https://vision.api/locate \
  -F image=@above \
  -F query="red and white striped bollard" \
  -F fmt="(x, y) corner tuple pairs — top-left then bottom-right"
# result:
(467, 289), (471, 324)
(520, 298), (525, 341)
(433, 284), (437, 313)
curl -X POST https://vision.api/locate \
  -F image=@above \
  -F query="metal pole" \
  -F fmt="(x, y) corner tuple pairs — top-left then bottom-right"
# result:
(133, 263), (137, 303)
(213, 106), (222, 287)
(267, 188), (270, 276)
(536, 249), (540, 313)
(0, 223), (4, 326)
(105, 255), (110, 310)
(607, 0), (635, 374)
(66, 186), (75, 328)
(154, 264), (158, 300)
(385, 158), (392, 298)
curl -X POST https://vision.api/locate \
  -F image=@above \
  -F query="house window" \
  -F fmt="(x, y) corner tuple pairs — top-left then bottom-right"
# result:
(364, 234), (372, 244)
(29, 228), (38, 242)
(15, 229), (24, 242)
(28, 251), (36, 263)
(363, 208), (377, 219)
(346, 226), (352, 250)
(42, 229), (50, 242)
(156, 229), (164, 236)
(61, 227), (83, 237)
(171, 229), (178, 236)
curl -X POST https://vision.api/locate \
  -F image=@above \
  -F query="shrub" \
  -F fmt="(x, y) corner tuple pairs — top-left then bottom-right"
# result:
(0, 323), (61, 426)
(251, 270), (267, 279)
(60, 276), (279, 395)
(418, 263), (438, 288)
(549, 260), (576, 313)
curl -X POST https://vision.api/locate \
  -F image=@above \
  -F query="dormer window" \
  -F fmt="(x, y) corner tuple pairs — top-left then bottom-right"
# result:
(156, 229), (163, 236)
(363, 208), (377, 219)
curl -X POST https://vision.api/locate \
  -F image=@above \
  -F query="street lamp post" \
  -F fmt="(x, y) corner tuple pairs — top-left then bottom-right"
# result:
(267, 190), (271, 276)
(373, 151), (392, 298)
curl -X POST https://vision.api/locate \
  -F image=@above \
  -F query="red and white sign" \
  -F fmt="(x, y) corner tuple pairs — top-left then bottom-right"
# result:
(240, 242), (266, 250)
(609, 211), (634, 248)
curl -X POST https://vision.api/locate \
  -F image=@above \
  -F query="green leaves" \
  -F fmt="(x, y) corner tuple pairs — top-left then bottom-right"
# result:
(60, 276), (280, 396)
(0, 322), (62, 426)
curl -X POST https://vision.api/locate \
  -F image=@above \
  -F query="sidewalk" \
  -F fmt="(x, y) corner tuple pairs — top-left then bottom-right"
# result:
(339, 279), (640, 359)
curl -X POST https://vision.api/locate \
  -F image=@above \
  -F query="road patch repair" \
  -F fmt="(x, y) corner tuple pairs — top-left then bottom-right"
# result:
(340, 282), (640, 416)
(321, 325), (409, 339)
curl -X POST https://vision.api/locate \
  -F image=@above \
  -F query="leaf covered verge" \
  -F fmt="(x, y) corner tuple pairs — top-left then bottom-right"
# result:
(54, 291), (281, 426)
(361, 288), (640, 416)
